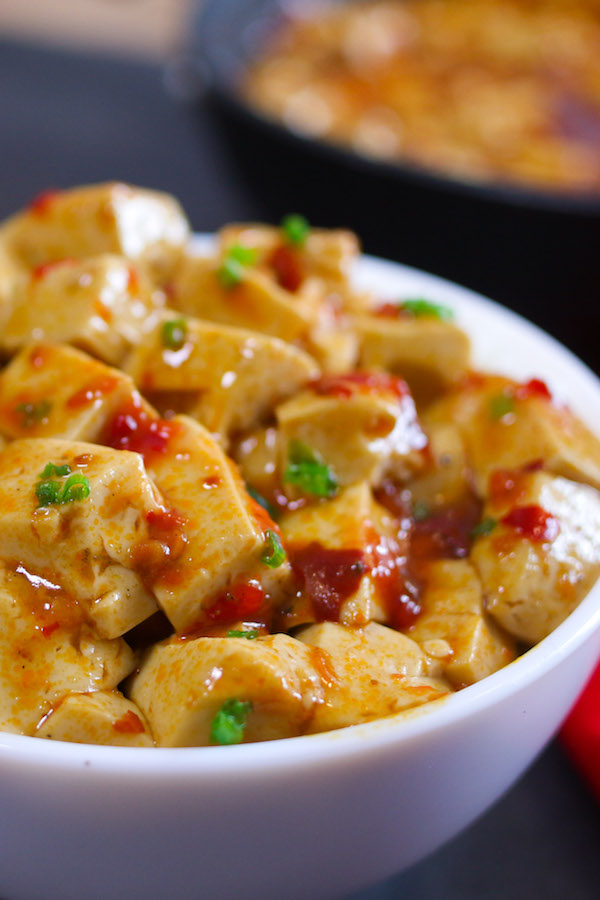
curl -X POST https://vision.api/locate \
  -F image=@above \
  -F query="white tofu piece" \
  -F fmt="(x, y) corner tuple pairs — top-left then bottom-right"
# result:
(0, 343), (142, 443)
(426, 374), (600, 495)
(0, 182), (189, 283)
(296, 622), (451, 733)
(0, 438), (172, 637)
(128, 633), (324, 746)
(0, 564), (134, 735)
(407, 560), (516, 687)
(409, 422), (472, 509)
(356, 313), (471, 402)
(35, 691), (154, 746)
(279, 482), (403, 627)
(125, 315), (319, 444)
(471, 470), (600, 643)
(169, 254), (315, 345)
(143, 415), (283, 633)
(2, 255), (163, 364)
(276, 375), (427, 491)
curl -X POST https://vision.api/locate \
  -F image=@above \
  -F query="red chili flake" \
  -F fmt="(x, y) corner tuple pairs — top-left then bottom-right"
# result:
(66, 375), (120, 409)
(268, 244), (304, 292)
(311, 371), (409, 401)
(205, 580), (265, 624)
(127, 266), (140, 294)
(39, 622), (60, 638)
(31, 258), (77, 280)
(113, 711), (145, 735)
(101, 396), (176, 463)
(500, 505), (560, 542)
(373, 302), (404, 318)
(28, 189), (59, 216)
(515, 378), (552, 402)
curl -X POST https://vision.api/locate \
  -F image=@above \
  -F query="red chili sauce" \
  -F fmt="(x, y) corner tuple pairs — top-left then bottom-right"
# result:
(101, 395), (178, 463)
(312, 371), (409, 401)
(268, 244), (304, 292)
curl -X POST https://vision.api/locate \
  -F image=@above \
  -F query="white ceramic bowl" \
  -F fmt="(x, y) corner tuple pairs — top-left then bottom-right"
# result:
(1, 252), (599, 900)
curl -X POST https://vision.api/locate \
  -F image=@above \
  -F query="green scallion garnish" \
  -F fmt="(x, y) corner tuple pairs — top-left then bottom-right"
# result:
(401, 298), (454, 321)
(161, 317), (187, 350)
(471, 517), (498, 538)
(283, 440), (338, 498)
(281, 214), (310, 247)
(217, 244), (258, 289)
(210, 698), (252, 745)
(246, 484), (279, 521)
(35, 463), (90, 508)
(261, 529), (286, 568)
(488, 394), (515, 421)
(226, 629), (260, 640)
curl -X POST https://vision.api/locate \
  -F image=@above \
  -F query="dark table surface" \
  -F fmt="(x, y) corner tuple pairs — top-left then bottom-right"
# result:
(0, 37), (599, 900)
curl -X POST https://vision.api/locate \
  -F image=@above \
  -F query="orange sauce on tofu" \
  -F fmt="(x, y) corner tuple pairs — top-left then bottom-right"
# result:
(312, 371), (409, 400)
(267, 244), (304, 292)
(288, 543), (368, 621)
(66, 375), (121, 409)
(113, 710), (145, 735)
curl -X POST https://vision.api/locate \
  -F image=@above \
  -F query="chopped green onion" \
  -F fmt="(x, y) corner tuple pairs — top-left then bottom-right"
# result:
(217, 244), (258, 289)
(226, 629), (260, 640)
(401, 298), (454, 321)
(471, 517), (498, 538)
(15, 400), (51, 428)
(35, 463), (90, 508)
(161, 317), (187, 350)
(488, 394), (515, 421)
(210, 698), (252, 745)
(413, 499), (431, 522)
(284, 440), (338, 498)
(281, 214), (310, 247)
(60, 474), (91, 504)
(36, 480), (62, 507)
(261, 529), (286, 568)
(246, 484), (279, 521)
(39, 462), (71, 479)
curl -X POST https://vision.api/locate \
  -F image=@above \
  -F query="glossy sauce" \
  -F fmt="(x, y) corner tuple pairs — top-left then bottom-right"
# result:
(101, 396), (178, 463)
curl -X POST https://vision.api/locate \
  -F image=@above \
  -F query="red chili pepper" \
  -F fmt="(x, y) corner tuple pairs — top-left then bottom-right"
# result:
(515, 378), (552, 401)
(561, 660), (600, 802)
(500, 505), (560, 542)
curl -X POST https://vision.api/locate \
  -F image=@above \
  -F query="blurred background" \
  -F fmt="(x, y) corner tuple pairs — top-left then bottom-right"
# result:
(0, 2), (599, 897)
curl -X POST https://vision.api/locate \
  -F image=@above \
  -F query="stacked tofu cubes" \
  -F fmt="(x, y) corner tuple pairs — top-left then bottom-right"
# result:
(0, 183), (598, 747)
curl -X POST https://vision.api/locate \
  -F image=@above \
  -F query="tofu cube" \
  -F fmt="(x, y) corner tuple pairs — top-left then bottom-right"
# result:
(296, 622), (451, 733)
(0, 343), (141, 443)
(471, 470), (600, 643)
(407, 560), (516, 687)
(35, 691), (154, 746)
(1, 182), (189, 283)
(125, 315), (318, 444)
(426, 374), (600, 495)
(128, 633), (324, 746)
(0, 564), (134, 735)
(0, 438), (171, 637)
(2, 255), (163, 364)
(356, 314), (471, 403)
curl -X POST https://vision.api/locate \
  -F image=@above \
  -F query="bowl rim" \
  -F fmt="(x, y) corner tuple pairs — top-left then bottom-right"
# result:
(1, 244), (599, 775)
(190, 0), (600, 217)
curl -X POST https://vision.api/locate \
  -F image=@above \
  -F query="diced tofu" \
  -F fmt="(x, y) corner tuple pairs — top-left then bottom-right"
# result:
(169, 254), (315, 345)
(0, 438), (171, 637)
(276, 379), (427, 490)
(356, 314), (471, 403)
(1, 183), (189, 283)
(280, 482), (401, 627)
(0, 243), (27, 332)
(233, 426), (282, 501)
(296, 622), (451, 733)
(0, 343), (141, 443)
(128, 633), (324, 746)
(35, 691), (154, 746)
(426, 374), (600, 495)
(0, 563), (134, 735)
(407, 560), (516, 687)
(125, 315), (319, 444)
(409, 422), (471, 509)
(2, 255), (163, 364)
(143, 415), (281, 632)
(471, 470), (600, 643)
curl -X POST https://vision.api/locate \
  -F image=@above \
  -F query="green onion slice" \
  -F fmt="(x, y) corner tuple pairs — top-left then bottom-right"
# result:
(161, 317), (187, 350)
(471, 517), (498, 538)
(283, 440), (338, 498)
(246, 484), (279, 521)
(217, 244), (258, 289)
(210, 698), (252, 745)
(281, 214), (310, 247)
(35, 463), (91, 508)
(401, 298), (454, 321)
(226, 629), (260, 640)
(261, 529), (286, 568)
(488, 394), (516, 421)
